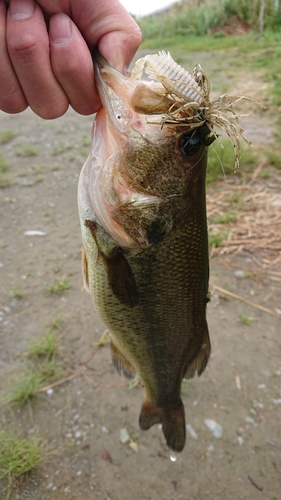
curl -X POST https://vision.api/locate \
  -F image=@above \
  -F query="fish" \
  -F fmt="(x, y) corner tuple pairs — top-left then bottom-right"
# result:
(78, 50), (257, 452)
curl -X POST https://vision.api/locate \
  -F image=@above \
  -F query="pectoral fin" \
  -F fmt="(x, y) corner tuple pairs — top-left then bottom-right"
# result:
(84, 219), (139, 308)
(102, 247), (139, 308)
(110, 338), (136, 379)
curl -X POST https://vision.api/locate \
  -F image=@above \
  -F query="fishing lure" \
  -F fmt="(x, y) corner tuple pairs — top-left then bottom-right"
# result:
(130, 51), (264, 171)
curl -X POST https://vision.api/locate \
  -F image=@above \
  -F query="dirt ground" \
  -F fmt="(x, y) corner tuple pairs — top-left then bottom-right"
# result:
(0, 56), (281, 500)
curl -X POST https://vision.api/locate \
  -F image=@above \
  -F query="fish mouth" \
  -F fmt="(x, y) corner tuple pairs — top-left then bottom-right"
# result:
(93, 50), (170, 142)
(78, 53), (167, 249)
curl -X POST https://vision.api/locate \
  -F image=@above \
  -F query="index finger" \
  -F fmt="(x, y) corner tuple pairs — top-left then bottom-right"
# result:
(70, 0), (142, 73)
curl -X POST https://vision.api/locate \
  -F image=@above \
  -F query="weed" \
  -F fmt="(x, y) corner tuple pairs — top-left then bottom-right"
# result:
(52, 142), (72, 156)
(10, 288), (24, 299)
(0, 153), (8, 173)
(4, 369), (43, 405)
(259, 168), (271, 178)
(28, 332), (59, 359)
(0, 174), (14, 188)
(81, 133), (91, 147)
(16, 145), (38, 157)
(44, 277), (70, 294)
(214, 213), (237, 224)
(0, 130), (16, 145)
(50, 164), (60, 171)
(36, 358), (62, 380)
(3, 359), (62, 405)
(208, 230), (228, 248)
(267, 150), (281, 169)
(31, 164), (45, 174)
(0, 432), (48, 498)
(97, 331), (110, 346)
(239, 315), (253, 325)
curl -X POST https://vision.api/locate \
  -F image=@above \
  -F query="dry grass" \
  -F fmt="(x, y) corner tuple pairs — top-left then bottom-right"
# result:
(207, 166), (281, 267)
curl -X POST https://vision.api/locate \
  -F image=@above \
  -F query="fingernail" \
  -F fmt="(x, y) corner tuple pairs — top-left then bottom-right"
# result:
(50, 14), (72, 45)
(9, 0), (35, 20)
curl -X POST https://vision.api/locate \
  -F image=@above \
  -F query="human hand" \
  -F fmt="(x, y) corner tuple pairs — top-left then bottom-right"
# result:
(0, 0), (142, 118)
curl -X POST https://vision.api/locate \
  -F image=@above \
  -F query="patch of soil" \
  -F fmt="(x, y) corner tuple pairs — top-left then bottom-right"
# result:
(210, 15), (251, 36)
(0, 78), (280, 499)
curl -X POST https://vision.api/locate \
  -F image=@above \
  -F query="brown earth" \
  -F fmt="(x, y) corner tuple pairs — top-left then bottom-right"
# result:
(0, 59), (281, 500)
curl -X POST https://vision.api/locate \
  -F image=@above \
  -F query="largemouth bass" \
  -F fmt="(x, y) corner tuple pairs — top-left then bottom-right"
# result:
(78, 51), (254, 452)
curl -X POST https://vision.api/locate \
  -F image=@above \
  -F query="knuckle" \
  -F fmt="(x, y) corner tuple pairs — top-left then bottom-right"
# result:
(8, 32), (40, 59)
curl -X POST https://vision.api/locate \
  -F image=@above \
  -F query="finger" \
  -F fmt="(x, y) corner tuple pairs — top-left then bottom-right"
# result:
(71, 0), (142, 73)
(0, 0), (27, 113)
(7, 0), (69, 118)
(49, 13), (99, 115)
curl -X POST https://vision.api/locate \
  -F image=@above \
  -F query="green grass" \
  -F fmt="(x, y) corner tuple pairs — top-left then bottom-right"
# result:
(239, 314), (253, 325)
(52, 142), (72, 156)
(10, 288), (24, 299)
(0, 130), (16, 145)
(44, 277), (70, 294)
(3, 360), (62, 406)
(4, 369), (43, 405)
(267, 150), (281, 169)
(0, 153), (13, 188)
(213, 212), (237, 224)
(0, 153), (8, 172)
(206, 139), (257, 184)
(28, 322), (62, 359)
(16, 145), (38, 157)
(208, 230), (229, 248)
(0, 432), (49, 498)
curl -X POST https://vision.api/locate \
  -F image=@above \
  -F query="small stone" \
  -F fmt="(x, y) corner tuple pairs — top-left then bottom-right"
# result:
(129, 441), (138, 453)
(272, 399), (281, 404)
(46, 388), (53, 397)
(101, 426), (109, 433)
(120, 428), (130, 444)
(3, 306), (10, 314)
(258, 384), (266, 389)
(75, 430), (82, 439)
(77, 471), (82, 476)
(204, 419), (223, 438)
(46, 482), (53, 490)
(237, 436), (244, 445)
(245, 416), (255, 424)
(186, 424), (198, 440)
(234, 270), (246, 278)
(24, 230), (46, 236)
(28, 428), (35, 435)
(208, 444), (214, 452)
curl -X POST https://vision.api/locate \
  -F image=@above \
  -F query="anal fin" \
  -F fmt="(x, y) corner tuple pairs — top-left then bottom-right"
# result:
(110, 338), (136, 379)
(184, 323), (211, 379)
(139, 399), (186, 452)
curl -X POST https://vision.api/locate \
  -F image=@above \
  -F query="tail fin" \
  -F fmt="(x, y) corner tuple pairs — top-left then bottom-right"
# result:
(139, 400), (186, 452)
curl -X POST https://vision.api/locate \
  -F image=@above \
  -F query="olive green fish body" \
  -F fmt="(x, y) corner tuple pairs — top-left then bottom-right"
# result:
(78, 52), (211, 452)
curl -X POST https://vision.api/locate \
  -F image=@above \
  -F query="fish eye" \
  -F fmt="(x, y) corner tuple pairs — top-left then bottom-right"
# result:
(180, 130), (202, 157)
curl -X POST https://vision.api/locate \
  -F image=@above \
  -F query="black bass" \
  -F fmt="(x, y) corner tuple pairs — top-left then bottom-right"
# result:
(78, 51), (254, 452)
